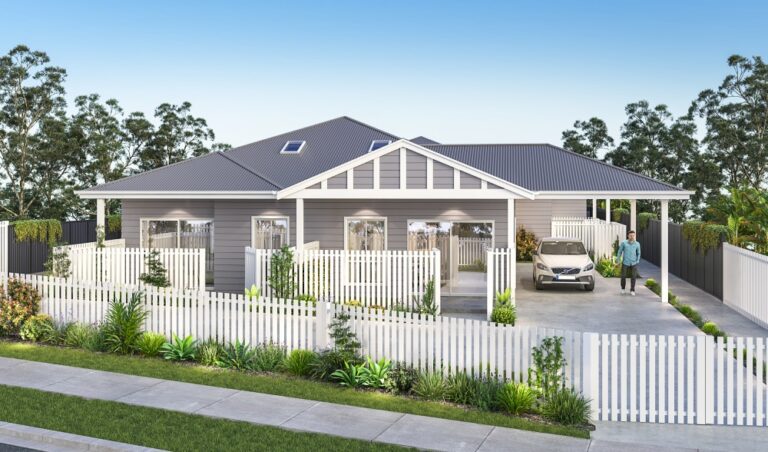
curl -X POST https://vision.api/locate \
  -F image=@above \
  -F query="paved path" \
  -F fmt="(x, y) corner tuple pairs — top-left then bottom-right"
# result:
(0, 420), (162, 451)
(638, 260), (768, 337)
(2, 357), (766, 451)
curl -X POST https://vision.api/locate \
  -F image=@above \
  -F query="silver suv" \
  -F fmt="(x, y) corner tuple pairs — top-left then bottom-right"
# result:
(532, 238), (595, 291)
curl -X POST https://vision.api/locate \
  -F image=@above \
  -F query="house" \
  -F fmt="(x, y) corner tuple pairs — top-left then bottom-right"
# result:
(78, 116), (691, 303)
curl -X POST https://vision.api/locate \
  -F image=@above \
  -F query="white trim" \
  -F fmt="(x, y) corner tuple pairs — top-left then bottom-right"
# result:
(373, 158), (380, 190)
(347, 169), (354, 189)
(296, 198), (304, 250)
(454, 168), (460, 189)
(78, 191), (278, 200)
(320, 179), (328, 190)
(507, 198), (515, 249)
(285, 189), (524, 199)
(368, 140), (392, 153)
(481, 180), (488, 190)
(535, 191), (693, 200)
(280, 140), (306, 154)
(344, 216), (388, 251)
(276, 139), (536, 200)
(399, 148), (407, 189)
(139, 217), (214, 249)
(250, 215), (290, 249)
(426, 158), (434, 189)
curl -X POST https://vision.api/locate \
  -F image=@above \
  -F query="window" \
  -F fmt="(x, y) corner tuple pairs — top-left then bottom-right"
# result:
(280, 140), (306, 154)
(140, 218), (215, 284)
(368, 140), (391, 152)
(251, 217), (289, 249)
(345, 217), (386, 250)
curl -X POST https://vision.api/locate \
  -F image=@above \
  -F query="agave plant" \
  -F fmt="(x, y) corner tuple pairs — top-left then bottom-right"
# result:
(363, 357), (391, 388)
(331, 361), (367, 388)
(244, 284), (261, 300)
(160, 334), (197, 361)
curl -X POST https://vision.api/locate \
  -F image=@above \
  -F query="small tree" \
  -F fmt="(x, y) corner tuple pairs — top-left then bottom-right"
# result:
(329, 312), (360, 360)
(528, 336), (566, 400)
(413, 278), (436, 315)
(268, 246), (295, 299)
(43, 243), (71, 278)
(139, 250), (170, 288)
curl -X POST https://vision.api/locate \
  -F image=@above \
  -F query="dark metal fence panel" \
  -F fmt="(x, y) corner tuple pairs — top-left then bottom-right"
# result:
(7, 219), (121, 274)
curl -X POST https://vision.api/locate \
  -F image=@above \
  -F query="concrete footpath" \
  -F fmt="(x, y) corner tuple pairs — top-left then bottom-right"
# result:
(0, 357), (764, 452)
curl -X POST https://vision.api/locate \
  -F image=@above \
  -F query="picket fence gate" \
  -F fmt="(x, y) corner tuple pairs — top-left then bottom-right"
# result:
(245, 247), (441, 312)
(551, 217), (626, 260)
(58, 246), (206, 291)
(457, 237), (491, 266)
(723, 243), (768, 329)
(7, 272), (768, 427)
(486, 248), (516, 318)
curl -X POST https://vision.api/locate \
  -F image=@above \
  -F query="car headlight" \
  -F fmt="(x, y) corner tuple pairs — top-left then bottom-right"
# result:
(536, 263), (549, 271)
(583, 263), (594, 271)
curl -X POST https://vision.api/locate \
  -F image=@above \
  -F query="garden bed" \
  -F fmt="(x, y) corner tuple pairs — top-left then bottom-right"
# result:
(0, 340), (589, 439)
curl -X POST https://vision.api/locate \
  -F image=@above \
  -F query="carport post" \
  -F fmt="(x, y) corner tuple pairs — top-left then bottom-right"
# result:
(605, 198), (611, 223)
(592, 198), (597, 218)
(630, 199), (637, 232)
(660, 200), (669, 303)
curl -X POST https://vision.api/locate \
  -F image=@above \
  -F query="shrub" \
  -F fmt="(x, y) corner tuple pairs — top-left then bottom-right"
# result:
(491, 305), (516, 325)
(64, 323), (104, 351)
(296, 294), (317, 305)
(20, 314), (54, 342)
(197, 339), (223, 366)
(329, 313), (361, 360)
(44, 245), (71, 278)
(541, 388), (591, 425)
(363, 357), (392, 389)
(676, 304), (704, 327)
(0, 279), (42, 335)
(516, 227), (538, 261)
(136, 332), (167, 357)
(682, 221), (728, 253)
(310, 349), (352, 380)
(414, 278), (437, 315)
(645, 278), (659, 292)
(101, 292), (148, 354)
(495, 288), (512, 305)
(528, 336), (566, 400)
(413, 371), (446, 401)
(268, 246), (295, 299)
(638, 212), (656, 231)
(472, 378), (504, 411)
(161, 334), (197, 361)
(612, 207), (629, 223)
(497, 382), (536, 415)
(219, 340), (257, 370)
(385, 362), (418, 394)
(43, 320), (69, 345)
(701, 321), (725, 337)
(284, 349), (316, 376)
(596, 258), (620, 278)
(446, 372), (477, 405)
(251, 343), (286, 372)
(331, 362), (367, 388)
(12, 219), (62, 246)
(139, 250), (170, 288)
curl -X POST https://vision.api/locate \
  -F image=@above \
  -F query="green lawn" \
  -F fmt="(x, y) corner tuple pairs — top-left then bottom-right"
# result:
(0, 340), (588, 439)
(0, 385), (406, 452)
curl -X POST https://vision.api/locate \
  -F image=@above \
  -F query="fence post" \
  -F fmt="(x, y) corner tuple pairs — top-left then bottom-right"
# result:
(704, 335), (715, 424)
(433, 248), (441, 315)
(198, 249), (206, 290)
(582, 332), (599, 421)
(315, 301), (329, 350)
(486, 249), (494, 321)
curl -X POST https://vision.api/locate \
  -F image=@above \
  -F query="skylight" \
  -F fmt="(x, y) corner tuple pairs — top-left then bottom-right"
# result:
(281, 140), (306, 154)
(368, 140), (391, 152)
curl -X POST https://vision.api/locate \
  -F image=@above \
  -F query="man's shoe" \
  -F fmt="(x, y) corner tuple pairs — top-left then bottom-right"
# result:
(620, 289), (625, 295)
(630, 291), (636, 296)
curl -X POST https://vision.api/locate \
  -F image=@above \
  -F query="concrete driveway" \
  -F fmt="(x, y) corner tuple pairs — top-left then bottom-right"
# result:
(515, 263), (701, 335)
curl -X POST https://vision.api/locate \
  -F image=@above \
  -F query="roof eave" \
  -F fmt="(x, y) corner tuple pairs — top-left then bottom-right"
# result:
(76, 190), (278, 200)
(534, 191), (693, 200)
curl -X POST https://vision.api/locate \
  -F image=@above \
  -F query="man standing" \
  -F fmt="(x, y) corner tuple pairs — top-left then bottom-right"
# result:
(615, 230), (641, 296)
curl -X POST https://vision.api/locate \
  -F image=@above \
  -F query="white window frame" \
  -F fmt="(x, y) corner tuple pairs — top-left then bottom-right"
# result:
(251, 216), (290, 249)
(139, 217), (214, 249)
(368, 140), (392, 153)
(344, 216), (388, 251)
(280, 140), (306, 154)
(406, 219), (496, 249)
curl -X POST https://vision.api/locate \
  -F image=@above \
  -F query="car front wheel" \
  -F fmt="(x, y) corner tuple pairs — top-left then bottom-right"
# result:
(584, 279), (595, 291)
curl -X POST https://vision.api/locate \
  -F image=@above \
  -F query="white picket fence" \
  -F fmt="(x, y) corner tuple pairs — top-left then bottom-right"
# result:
(723, 243), (768, 329)
(59, 247), (206, 291)
(56, 239), (126, 251)
(0, 221), (8, 275)
(6, 272), (767, 427)
(486, 248), (516, 318)
(245, 247), (441, 312)
(551, 217), (626, 260)
(457, 237), (491, 266)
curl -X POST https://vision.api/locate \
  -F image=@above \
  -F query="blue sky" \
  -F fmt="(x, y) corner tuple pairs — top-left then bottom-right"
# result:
(2, 1), (766, 148)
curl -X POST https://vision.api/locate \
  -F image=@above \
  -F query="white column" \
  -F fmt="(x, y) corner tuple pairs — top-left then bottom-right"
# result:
(630, 199), (637, 232)
(592, 198), (598, 219)
(660, 200), (669, 303)
(605, 198), (611, 223)
(96, 198), (106, 232)
(508, 198), (516, 305)
(296, 198), (304, 251)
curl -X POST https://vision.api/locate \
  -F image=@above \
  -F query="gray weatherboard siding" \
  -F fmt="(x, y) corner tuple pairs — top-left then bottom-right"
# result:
(122, 198), (584, 292)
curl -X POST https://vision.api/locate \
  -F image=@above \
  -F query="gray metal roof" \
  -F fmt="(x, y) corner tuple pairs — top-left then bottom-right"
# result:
(410, 136), (440, 145)
(426, 144), (683, 192)
(84, 116), (684, 194)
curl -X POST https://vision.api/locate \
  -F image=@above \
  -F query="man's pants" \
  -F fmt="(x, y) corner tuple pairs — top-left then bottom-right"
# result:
(621, 264), (637, 291)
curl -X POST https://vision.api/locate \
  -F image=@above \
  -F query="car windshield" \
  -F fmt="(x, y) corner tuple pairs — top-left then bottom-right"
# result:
(540, 241), (587, 255)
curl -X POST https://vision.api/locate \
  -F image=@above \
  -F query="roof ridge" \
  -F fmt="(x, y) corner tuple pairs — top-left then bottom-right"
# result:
(542, 143), (684, 191)
(339, 116), (401, 140)
(83, 152), (222, 191)
(425, 143), (554, 147)
(217, 152), (282, 189)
